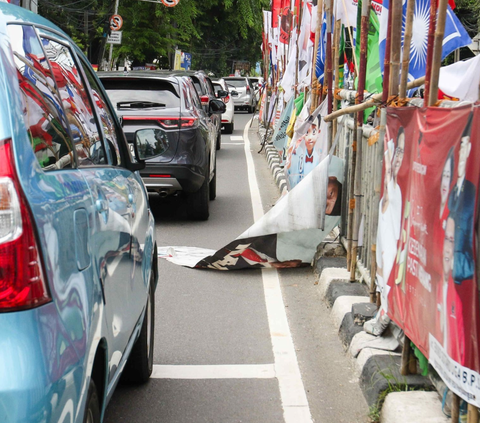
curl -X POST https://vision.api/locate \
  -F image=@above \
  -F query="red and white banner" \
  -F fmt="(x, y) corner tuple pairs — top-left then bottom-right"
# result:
(379, 105), (480, 406)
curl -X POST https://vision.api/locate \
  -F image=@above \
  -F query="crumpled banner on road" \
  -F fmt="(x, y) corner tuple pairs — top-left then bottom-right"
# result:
(158, 154), (344, 270)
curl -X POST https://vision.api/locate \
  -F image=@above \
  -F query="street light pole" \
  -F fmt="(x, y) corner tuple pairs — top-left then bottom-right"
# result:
(107, 0), (120, 71)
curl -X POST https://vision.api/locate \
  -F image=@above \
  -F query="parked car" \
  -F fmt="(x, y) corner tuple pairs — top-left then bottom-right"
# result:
(223, 76), (256, 113)
(0, 4), (157, 422)
(212, 78), (235, 134)
(165, 70), (223, 150)
(249, 76), (264, 102)
(98, 71), (226, 220)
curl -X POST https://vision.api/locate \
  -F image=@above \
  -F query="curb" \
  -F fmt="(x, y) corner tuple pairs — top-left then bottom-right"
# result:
(315, 263), (446, 422)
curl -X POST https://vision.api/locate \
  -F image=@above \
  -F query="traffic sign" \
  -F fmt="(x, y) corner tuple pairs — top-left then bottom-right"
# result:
(161, 0), (180, 7)
(110, 14), (123, 31)
(107, 31), (122, 45)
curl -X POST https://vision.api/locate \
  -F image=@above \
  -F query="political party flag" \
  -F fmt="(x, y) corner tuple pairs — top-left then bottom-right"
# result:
(354, 0), (383, 93)
(439, 54), (480, 102)
(335, 0), (358, 29)
(315, 12), (327, 83)
(272, 0), (282, 28)
(379, 0), (471, 92)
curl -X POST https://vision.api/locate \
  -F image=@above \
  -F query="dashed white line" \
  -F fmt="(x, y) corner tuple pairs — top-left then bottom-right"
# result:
(151, 364), (275, 379)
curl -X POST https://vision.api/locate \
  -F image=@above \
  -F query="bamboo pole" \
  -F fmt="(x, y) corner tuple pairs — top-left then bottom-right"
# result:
(326, 0), (333, 115)
(382, 0), (394, 104)
(429, 0), (449, 106)
(451, 393), (460, 423)
(423, 0), (438, 105)
(399, 0), (416, 99)
(311, 0), (324, 111)
(467, 404), (479, 423)
(349, 0), (370, 281)
(389, 0), (403, 97)
(323, 77), (425, 122)
(332, 20), (342, 141)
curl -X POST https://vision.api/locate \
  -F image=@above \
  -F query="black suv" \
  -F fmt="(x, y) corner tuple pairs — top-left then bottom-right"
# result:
(165, 70), (223, 150)
(99, 71), (226, 220)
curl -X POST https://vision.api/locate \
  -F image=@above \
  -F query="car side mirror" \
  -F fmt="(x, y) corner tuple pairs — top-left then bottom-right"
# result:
(216, 89), (228, 99)
(134, 128), (169, 160)
(209, 99), (226, 114)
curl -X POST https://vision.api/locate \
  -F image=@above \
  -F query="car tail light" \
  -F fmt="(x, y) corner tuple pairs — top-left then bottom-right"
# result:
(0, 138), (50, 312)
(246, 86), (251, 94)
(222, 95), (230, 104)
(200, 95), (209, 106)
(148, 174), (172, 178)
(122, 116), (198, 129)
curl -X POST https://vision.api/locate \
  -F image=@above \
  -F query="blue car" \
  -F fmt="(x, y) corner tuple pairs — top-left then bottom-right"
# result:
(0, 4), (157, 422)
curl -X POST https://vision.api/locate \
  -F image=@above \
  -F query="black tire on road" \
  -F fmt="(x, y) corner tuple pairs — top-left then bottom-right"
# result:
(83, 380), (101, 423)
(121, 278), (155, 384)
(186, 171), (209, 220)
(209, 156), (216, 201)
(224, 121), (233, 134)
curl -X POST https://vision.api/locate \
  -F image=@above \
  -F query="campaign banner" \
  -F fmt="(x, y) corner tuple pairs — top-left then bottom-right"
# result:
(159, 155), (344, 270)
(379, 105), (480, 406)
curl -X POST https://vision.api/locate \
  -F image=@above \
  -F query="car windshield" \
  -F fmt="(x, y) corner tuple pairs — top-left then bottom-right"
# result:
(224, 79), (248, 88)
(213, 83), (226, 94)
(101, 78), (180, 108)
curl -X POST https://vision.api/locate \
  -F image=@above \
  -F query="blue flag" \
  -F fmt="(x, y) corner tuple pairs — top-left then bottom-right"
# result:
(315, 12), (327, 83)
(379, 0), (471, 91)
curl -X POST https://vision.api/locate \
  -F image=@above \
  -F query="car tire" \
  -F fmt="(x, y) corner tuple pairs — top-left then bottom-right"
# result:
(121, 278), (155, 384)
(216, 129), (221, 150)
(83, 380), (101, 423)
(186, 171), (209, 220)
(224, 121), (233, 134)
(209, 156), (216, 201)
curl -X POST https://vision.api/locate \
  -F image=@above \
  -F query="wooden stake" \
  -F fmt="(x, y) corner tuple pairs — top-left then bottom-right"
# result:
(311, 0), (324, 111)
(399, 0), (416, 99)
(423, 0), (438, 105)
(332, 20), (342, 141)
(429, 0), (449, 106)
(382, 0), (394, 104)
(326, 0), (333, 115)
(401, 336), (417, 375)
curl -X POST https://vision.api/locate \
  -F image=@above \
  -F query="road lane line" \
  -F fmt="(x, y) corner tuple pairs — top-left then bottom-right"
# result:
(151, 364), (275, 379)
(243, 122), (313, 423)
(230, 136), (244, 141)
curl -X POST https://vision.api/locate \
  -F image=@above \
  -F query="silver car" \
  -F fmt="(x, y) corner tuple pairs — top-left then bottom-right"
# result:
(223, 76), (256, 113)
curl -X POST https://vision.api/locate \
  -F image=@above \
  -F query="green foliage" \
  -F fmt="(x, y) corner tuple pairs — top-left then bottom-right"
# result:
(38, 0), (267, 74)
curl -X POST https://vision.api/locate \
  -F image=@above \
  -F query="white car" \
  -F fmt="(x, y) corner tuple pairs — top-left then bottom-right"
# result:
(213, 78), (235, 134)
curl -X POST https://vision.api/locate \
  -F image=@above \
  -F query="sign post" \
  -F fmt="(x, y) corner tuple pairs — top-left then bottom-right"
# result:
(107, 0), (121, 70)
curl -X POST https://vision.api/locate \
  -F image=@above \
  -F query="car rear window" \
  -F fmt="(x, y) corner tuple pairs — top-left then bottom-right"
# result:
(224, 79), (248, 88)
(213, 83), (224, 95)
(101, 78), (181, 109)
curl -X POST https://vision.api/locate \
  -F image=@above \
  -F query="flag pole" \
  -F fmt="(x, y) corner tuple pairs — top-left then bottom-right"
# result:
(429, 0), (449, 106)
(423, 0), (438, 105)
(326, 0), (333, 116)
(332, 19), (342, 142)
(311, 0), (324, 112)
(349, 0), (371, 280)
(295, 1), (304, 98)
(399, 0), (416, 99)
(381, 0), (394, 105)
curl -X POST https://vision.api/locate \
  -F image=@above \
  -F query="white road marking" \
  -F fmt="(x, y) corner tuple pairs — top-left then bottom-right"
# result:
(243, 122), (313, 423)
(230, 136), (244, 141)
(223, 142), (245, 145)
(151, 364), (275, 379)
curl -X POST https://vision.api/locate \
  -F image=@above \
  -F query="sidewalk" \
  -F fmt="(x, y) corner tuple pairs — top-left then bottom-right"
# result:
(255, 118), (451, 423)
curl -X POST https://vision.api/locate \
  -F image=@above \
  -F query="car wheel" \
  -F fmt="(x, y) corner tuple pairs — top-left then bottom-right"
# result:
(224, 122), (233, 134)
(186, 170), (209, 220)
(216, 129), (221, 150)
(209, 156), (216, 201)
(121, 278), (155, 384)
(83, 380), (100, 423)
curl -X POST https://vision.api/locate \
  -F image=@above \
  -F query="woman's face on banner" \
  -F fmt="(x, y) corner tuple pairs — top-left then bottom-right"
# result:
(441, 158), (452, 205)
(326, 177), (339, 215)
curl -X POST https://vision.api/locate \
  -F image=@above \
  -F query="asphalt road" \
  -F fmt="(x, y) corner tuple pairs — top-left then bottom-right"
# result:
(104, 113), (369, 423)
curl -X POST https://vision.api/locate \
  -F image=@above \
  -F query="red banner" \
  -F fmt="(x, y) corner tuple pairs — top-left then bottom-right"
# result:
(272, 0), (282, 28)
(378, 105), (480, 405)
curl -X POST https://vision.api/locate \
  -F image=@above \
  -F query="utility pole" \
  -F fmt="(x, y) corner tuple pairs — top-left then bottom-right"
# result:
(108, 0), (120, 71)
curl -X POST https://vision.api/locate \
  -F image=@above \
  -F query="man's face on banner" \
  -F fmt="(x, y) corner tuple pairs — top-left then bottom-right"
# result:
(393, 131), (405, 181)
(458, 136), (471, 180)
(326, 177), (340, 215)
(443, 217), (455, 279)
(305, 123), (318, 155)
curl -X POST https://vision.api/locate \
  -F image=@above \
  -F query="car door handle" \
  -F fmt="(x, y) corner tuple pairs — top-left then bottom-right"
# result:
(95, 199), (108, 213)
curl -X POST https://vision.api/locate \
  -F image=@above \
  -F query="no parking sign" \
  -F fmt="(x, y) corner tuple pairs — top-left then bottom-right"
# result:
(161, 0), (180, 6)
